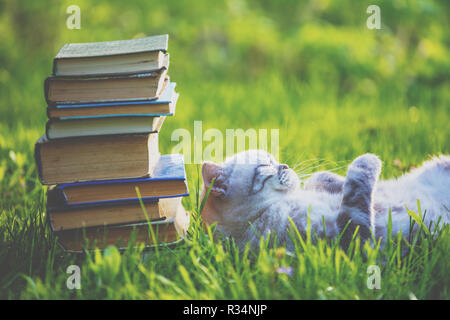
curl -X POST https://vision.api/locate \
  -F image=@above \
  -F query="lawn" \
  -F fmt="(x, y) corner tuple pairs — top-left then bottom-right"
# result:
(0, 0), (449, 299)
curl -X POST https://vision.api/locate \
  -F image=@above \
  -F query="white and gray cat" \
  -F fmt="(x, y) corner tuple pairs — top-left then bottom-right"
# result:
(201, 150), (450, 251)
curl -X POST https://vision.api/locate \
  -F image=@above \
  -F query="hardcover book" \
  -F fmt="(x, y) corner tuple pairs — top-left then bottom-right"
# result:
(35, 33), (190, 252)
(47, 185), (184, 231)
(54, 198), (189, 251)
(47, 81), (178, 119)
(56, 154), (189, 206)
(45, 115), (165, 139)
(45, 65), (168, 104)
(35, 133), (160, 185)
(53, 34), (169, 76)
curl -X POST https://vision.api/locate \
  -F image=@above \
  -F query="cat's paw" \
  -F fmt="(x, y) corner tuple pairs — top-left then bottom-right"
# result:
(349, 153), (382, 179)
(304, 171), (344, 193)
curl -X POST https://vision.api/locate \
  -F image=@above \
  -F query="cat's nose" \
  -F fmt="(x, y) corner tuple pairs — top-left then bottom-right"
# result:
(279, 164), (289, 170)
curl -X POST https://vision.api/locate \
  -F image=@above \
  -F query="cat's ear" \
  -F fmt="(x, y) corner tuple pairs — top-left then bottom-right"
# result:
(202, 161), (227, 196)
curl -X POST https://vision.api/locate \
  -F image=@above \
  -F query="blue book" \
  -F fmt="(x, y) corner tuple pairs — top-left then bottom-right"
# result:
(47, 185), (186, 232)
(47, 82), (178, 119)
(56, 154), (189, 206)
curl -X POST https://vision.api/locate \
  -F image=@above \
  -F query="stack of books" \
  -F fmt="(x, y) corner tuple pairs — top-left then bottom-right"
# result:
(34, 34), (189, 251)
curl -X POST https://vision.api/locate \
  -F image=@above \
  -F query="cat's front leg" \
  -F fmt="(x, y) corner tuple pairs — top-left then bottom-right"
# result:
(337, 154), (382, 250)
(304, 171), (345, 193)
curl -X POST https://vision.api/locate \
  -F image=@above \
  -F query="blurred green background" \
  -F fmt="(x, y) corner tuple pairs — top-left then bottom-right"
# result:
(1, 0), (449, 214)
(0, 0), (449, 207)
(1, 0), (449, 152)
(0, 0), (449, 299)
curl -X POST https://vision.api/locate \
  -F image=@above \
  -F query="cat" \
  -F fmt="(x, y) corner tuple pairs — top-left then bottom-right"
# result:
(201, 150), (450, 251)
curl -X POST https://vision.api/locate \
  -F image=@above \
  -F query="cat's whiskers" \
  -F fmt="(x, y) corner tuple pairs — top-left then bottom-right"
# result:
(297, 165), (348, 184)
(295, 163), (347, 179)
(294, 161), (335, 174)
(296, 164), (347, 175)
(292, 158), (322, 170)
(294, 159), (348, 174)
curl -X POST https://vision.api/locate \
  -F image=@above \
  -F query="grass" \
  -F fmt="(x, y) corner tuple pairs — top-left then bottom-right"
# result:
(0, 0), (449, 299)
(0, 78), (448, 299)
(2, 191), (450, 299)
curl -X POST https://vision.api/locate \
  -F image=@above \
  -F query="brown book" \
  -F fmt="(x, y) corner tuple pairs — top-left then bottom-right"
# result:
(55, 154), (188, 205)
(44, 67), (168, 104)
(34, 133), (159, 185)
(54, 199), (190, 251)
(47, 186), (184, 231)
(47, 80), (178, 119)
(61, 179), (188, 205)
(53, 34), (169, 76)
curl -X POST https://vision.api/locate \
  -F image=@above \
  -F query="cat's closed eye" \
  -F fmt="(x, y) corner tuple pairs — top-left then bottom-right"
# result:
(256, 164), (277, 176)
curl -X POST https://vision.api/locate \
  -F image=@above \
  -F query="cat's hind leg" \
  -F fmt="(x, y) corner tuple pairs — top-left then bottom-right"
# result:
(304, 171), (345, 193)
(411, 155), (450, 224)
(337, 154), (382, 250)
(412, 155), (450, 191)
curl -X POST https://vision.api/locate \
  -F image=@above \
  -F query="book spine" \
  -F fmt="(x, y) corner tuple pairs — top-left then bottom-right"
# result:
(34, 140), (47, 185)
(52, 58), (58, 76)
(47, 208), (56, 232)
(43, 76), (51, 104)
(45, 120), (52, 140)
(47, 101), (57, 109)
(46, 106), (59, 119)
(63, 193), (190, 207)
(60, 189), (70, 205)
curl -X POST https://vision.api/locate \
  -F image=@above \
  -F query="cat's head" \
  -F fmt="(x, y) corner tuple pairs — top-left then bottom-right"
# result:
(201, 150), (299, 232)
